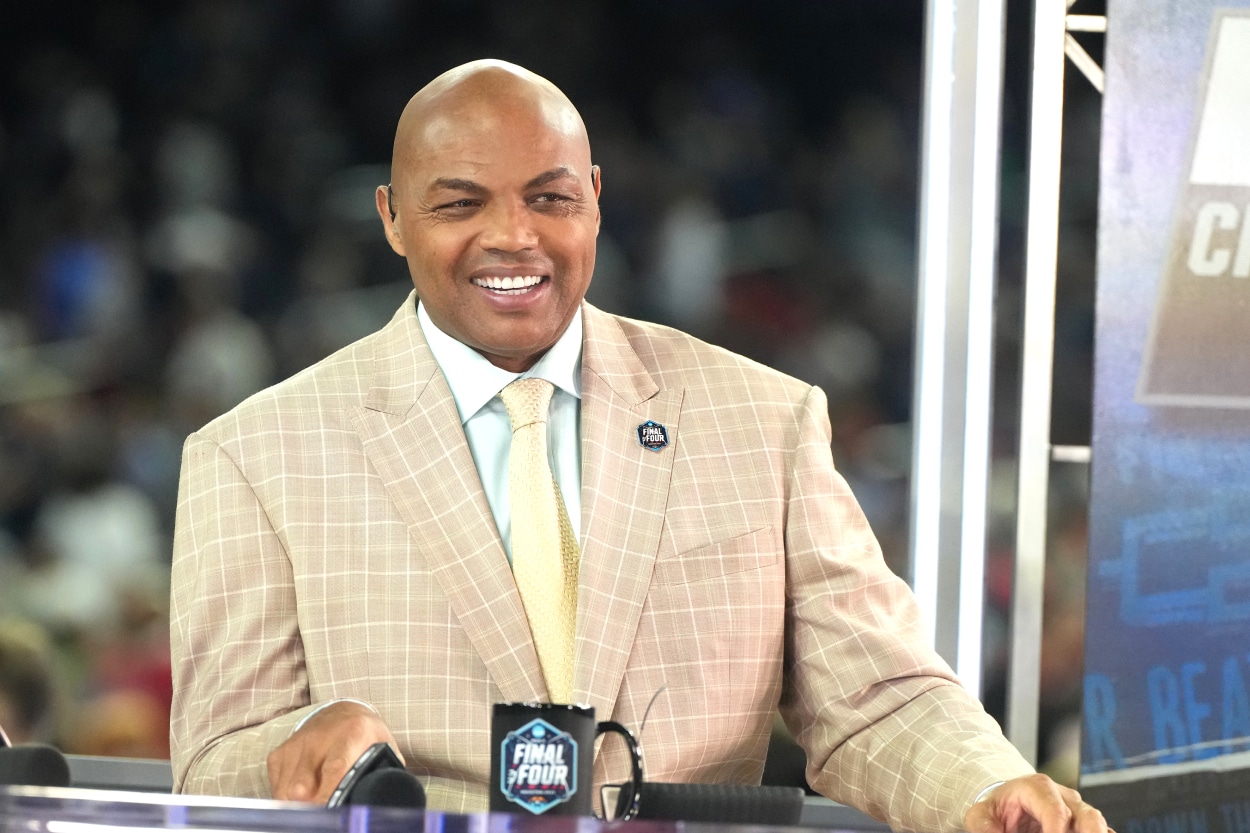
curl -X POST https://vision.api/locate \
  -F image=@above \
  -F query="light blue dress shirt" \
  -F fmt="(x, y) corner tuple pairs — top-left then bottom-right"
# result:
(417, 301), (583, 560)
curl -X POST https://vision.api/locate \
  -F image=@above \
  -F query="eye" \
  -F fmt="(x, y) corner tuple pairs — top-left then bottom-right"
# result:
(531, 192), (582, 214)
(429, 198), (482, 220)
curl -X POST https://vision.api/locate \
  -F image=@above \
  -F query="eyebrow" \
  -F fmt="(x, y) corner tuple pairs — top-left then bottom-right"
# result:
(525, 167), (578, 190)
(429, 177), (488, 195)
(427, 167), (578, 196)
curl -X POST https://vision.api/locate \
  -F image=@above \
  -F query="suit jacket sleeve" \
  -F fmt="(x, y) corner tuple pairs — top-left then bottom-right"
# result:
(779, 385), (1033, 832)
(169, 430), (316, 796)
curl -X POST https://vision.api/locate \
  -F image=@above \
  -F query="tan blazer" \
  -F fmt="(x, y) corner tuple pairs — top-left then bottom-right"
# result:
(170, 293), (1031, 832)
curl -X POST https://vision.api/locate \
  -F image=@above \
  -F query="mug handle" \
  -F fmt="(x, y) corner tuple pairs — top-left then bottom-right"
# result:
(595, 720), (643, 821)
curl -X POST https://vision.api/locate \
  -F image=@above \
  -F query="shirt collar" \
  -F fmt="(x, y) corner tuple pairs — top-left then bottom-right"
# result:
(417, 300), (583, 426)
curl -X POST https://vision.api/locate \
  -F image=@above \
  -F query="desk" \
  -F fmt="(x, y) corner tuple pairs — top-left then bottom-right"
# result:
(0, 786), (885, 833)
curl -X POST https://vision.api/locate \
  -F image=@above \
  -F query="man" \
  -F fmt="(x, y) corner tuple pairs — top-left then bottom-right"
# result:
(170, 60), (1107, 833)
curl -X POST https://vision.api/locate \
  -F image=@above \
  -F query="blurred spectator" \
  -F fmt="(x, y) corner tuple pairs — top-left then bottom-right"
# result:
(22, 399), (165, 632)
(0, 618), (59, 745)
(649, 193), (729, 336)
(163, 302), (274, 428)
(273, 221), (405, 377)
(68, 575), (173, 759)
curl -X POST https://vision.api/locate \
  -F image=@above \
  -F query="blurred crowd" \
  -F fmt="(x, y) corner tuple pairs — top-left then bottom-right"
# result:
(0, 0), (1099, 786)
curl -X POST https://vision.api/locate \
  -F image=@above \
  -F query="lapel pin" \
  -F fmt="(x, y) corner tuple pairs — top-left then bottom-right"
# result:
(636, 420), (669, 452)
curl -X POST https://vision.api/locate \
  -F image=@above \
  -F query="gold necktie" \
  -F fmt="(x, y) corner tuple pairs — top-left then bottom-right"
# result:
(500, 378), (578, 703)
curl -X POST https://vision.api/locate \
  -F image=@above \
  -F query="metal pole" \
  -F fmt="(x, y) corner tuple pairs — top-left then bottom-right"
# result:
(912, 0), (1008, 694)
(1008, 0), (1070, 765)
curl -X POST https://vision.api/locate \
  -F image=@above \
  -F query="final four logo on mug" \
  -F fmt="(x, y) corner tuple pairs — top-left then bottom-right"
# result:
(499, 718), (579, 813)
(490, 702), (644, 819)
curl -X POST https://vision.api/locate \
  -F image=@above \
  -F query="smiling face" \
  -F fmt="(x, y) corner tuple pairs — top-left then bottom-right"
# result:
(376, 62), (601, 373)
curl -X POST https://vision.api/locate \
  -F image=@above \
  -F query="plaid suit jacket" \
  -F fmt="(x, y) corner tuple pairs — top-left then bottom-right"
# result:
(170, 292), (1031, 831)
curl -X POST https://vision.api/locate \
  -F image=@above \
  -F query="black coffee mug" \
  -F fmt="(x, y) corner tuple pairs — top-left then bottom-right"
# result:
(490, 702), (643, 819)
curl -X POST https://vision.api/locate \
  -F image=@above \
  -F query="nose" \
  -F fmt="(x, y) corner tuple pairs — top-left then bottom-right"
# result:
(478, 199), (538, 253)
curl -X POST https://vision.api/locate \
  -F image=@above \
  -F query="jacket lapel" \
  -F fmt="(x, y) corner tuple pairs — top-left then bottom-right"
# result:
(576, 304), (682, 718)
(350, 294), (546, 703)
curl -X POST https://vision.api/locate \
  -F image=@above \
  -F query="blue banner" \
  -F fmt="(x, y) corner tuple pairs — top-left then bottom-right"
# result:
(1084, 0), (1250, 804)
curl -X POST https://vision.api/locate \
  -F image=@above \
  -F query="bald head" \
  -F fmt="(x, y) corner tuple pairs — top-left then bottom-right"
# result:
(391, 60), (591, 193)
(376, 60), (601, 373)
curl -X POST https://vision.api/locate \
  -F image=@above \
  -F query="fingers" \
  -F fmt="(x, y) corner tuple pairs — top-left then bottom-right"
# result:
(267, 741), (315, 801)
(267, 736), (331, 802)
(1018, 777), (1073, 833)
(312, 749), (354, 804)
(1054, 784), (1113, 833)
(266, 701), (399, 804)
(1066, 792), (1111, 833)
(268, 743), (350, 803)
(964, 774), (1111, 833)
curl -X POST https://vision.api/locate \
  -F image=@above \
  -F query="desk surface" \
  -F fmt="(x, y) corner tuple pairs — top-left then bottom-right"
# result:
(52, 757), (888, 832)
(0, 785), (885, 833)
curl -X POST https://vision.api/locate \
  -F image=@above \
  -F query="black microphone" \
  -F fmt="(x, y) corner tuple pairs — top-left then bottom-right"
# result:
(615, 782), (805, 825)
(326, 742), (425, 809)
(342, 768), (425, 809)
(0, 744), (72, 787)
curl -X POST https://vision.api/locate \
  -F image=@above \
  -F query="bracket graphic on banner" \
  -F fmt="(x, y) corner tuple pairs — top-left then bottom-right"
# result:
(1137, 11), (1250, 408)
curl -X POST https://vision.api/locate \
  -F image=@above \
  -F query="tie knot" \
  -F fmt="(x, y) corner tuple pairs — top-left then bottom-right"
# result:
(500, 378), (555, 431)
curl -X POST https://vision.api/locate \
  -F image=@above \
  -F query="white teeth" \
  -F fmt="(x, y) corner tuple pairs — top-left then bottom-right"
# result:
(473, 275), (543, 292)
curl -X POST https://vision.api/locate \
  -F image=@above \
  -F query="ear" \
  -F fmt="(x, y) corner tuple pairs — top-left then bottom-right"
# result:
(376, 184), (406, 256)
(591, 165), (602, 231)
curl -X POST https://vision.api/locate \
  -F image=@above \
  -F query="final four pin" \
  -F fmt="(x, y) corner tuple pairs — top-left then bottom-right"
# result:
(636, 420), (668, 451)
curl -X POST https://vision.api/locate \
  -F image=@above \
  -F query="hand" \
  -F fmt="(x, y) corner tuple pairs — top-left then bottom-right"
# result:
(964, 774), (1111, 833)
(266, 701), (404, 804)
